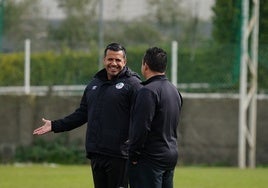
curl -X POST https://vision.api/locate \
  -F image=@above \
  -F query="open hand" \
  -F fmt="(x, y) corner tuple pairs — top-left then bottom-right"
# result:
(33, 118), (52, 135)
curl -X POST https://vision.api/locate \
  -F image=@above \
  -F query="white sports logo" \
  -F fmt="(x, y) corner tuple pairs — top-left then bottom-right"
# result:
(116, 82), (124, 89)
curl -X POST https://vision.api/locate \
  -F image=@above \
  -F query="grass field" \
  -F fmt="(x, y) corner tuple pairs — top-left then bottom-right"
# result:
(0, 164), (267, 188)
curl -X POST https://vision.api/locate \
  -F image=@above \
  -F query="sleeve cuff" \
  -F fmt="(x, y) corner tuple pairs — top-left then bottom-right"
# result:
(51, 120), (63, 133)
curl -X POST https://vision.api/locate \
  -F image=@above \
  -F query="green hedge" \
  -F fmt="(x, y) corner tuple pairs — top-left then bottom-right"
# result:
(0, 50), (99, 86)
(15, 135), (87, 164)
(0, 47), (146, 86)
(0, 53), (25, 86)
(0, 44), (268, 93)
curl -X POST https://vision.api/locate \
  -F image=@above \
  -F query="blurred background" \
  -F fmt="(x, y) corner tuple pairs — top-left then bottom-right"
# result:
(0, 0), (267, 93)
(0, 0), (267, 167)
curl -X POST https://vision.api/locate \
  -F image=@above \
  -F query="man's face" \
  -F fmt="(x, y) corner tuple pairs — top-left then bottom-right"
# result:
(104, 49), (126, 80)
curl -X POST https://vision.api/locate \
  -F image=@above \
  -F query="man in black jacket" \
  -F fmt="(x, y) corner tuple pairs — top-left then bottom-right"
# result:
(33, 43), (142, 188)
(128, 47), (183, 188)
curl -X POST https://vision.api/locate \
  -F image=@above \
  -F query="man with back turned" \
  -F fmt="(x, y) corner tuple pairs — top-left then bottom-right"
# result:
(128, 47), (183, 188)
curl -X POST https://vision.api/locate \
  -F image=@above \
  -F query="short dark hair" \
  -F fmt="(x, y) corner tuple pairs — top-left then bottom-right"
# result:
(143, 47), (167, 73)
(104, 43), (127, 58)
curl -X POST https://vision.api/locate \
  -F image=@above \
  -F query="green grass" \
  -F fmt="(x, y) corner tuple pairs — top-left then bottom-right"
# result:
(0, 164), (267, 188)
(174, 167), (268, 188)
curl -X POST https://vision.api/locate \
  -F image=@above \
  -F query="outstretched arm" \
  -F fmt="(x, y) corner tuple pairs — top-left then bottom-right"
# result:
(33, 118), (52, 135)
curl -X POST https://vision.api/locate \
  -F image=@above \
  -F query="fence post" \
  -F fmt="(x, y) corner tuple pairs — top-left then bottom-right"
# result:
(171, 41), (178, 87)
(24, 39), (31, 94)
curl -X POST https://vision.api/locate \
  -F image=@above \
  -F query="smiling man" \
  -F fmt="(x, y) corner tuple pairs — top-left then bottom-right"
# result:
(33, 43), (142, 188)
(104, 48), (126, 79)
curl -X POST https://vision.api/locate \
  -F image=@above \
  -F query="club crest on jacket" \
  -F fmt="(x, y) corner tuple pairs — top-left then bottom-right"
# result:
(116, 82), (124, 89)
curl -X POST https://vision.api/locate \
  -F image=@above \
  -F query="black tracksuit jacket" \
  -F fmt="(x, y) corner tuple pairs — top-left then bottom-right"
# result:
(52, 67), (142, 159)
(129, 75), (183, 170)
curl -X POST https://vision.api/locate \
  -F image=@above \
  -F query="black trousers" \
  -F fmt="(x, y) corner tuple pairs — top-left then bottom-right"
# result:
(129, 160), (175, 188)
(90, 154), (128, 188)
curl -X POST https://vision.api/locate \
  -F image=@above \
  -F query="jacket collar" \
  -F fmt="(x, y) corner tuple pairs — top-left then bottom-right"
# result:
(141, 75), (167, 85)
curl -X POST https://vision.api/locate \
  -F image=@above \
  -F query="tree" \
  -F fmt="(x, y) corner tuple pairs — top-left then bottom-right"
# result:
(259, 0), (268, 44)
(212, 0), (268, 89)
(2, 0), (43, 51)
(147, 0), (183, 25)
(212, 0), (268, 45)
(211, 0), (241, 44)
(48, 0), (98, 49)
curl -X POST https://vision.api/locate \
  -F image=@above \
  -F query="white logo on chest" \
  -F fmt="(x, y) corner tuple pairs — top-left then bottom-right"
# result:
(116, 82), (124, 89)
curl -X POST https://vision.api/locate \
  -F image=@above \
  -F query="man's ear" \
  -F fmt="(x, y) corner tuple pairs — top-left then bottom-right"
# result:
(144, 62), (149, 71)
